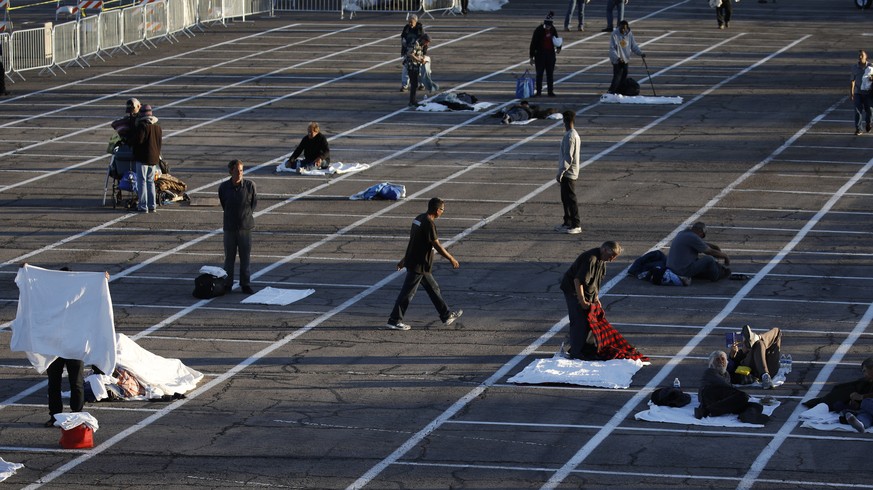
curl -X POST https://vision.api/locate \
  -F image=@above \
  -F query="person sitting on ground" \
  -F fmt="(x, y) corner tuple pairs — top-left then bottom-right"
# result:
(728, 325), (782, 389)
(496, 100), (558, 124)
(803, 357), (873, 413)
(286, 122), (330, 171)
(666, 221), (731, 281)
(696, 350), (769, 424)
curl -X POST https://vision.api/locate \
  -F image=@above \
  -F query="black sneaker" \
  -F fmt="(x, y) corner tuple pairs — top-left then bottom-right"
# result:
(241, 286), (255, 295)
(602, 27), (613, 32)
(44, 417), (56, 428)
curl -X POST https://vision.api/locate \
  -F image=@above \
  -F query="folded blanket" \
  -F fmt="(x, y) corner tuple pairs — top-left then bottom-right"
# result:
(600, 93), (683, 105)
(53, 411), (100, 431)
(0, 458), (25, 483)
(508, 352), (648, 388)
(588, 304), (649, 362)
(635, 393), (780, 427)
(798, 403), (871, 432)
(199, 265), (227, 278)
(241, 287), (315, 306)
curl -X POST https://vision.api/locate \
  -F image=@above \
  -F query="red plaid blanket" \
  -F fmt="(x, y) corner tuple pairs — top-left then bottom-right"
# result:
(588, 303), (649, 361)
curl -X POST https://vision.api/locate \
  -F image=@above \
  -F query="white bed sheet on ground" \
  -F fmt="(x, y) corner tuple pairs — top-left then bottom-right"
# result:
(510, 112), (563, 125)
(0, 458), (25, 483)
(241, 287), (315, 306)
(635, 393), (780, 428)
(275, 161), (370, 175)
(115, 333), (204, 397)
(416, 101), (496, 112)
(600, 93), (683, 105)
(798, 403), (872, 433)
(507, 354), (648, 389)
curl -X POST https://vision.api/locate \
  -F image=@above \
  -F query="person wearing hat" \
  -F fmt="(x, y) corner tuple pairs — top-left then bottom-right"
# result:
(132, 104), (162, 213)
(111, 98), (141, 144)
(405, 34), (428, 107)
(607, 20), (645, 95)
(529, 11), (562, 97)
(666, 221), (731, 281)
(400, 15), (424, 92)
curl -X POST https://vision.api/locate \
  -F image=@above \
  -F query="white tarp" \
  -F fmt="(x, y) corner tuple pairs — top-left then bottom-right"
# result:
(635, 394), (780, 428)
(600, 93), (683, 105)
(10, 265), (116, 375)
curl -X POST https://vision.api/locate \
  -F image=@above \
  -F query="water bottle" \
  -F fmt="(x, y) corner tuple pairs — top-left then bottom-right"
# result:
(780, 354), (787, 374)
(786, 354), (793, 374)
(673, 377), (681, 389)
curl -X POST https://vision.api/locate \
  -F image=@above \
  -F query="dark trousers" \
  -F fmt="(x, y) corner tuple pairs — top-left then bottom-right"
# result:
(609, 61), (628, 94)
(47, 357), (85, 416)
(716, 1), (732, 26)
(0, 62), (7, 94)
(408, 63), (421, 105)
(389, 269), (450, 323)
(854, 92), (872, 132)
(560, 176), (580, 228)
(534, 51), (556, 96)
(565, 293), (592, 359)
(223, 228), (252, 289)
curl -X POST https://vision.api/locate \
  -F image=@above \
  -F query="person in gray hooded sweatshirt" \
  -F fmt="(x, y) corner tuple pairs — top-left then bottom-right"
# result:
(607, 20), (645, 95)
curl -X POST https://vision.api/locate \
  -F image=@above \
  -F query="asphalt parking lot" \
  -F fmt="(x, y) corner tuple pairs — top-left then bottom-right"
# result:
(2, 0), (873, 488)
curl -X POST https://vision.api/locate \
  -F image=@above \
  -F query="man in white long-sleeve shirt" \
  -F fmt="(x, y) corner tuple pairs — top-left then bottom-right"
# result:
(555, 110), (582, 234)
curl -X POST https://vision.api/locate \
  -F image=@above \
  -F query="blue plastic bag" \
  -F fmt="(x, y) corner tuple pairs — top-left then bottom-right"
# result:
(516, 69), (534, 99)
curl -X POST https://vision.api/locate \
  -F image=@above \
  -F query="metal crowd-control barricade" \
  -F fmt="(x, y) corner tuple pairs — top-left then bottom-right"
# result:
(9, 24), (55, 79)
(49, 20), (82, 72)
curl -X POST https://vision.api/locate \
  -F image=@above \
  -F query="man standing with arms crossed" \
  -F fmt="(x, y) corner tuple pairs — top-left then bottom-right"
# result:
(386, 197), (463, 331)
(555, 110), (582, 235)
(219, 159), (258, 294)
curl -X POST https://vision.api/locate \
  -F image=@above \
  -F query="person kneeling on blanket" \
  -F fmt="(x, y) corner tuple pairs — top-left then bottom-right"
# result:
(696, 350), (769, 424)
(285, 121), (330, 171)
(803, 357), (873, 433)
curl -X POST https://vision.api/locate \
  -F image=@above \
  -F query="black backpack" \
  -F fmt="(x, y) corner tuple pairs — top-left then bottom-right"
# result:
(193, 273), (226, 299)
(620, 77), (641, 96)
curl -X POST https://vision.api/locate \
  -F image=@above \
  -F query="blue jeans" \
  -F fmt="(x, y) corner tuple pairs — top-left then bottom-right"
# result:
(606, 0), (625, 29)
(565, 0), (586, 29)
(135, 162), (157, 211)
(853, 92), (872, 133)
(854, 398), (873, 429)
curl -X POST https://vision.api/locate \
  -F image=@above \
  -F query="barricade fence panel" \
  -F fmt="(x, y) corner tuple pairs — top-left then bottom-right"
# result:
(181, 0), (197, 27)
(10, 25), (53, 74)
(79, 15), (100, 58)
(422, 0), (454, 16)
(121, 5), (146, 48)
(198, 0), (223, 24)
(223, 0), (246, 20)
(246, 0), (272, 16)
(144, 0), (169, 41)
(166, 0), (188, 35)
(52, 20), (79, 66)
(99, 10), (123, 52)
(273, 0), (342, 13)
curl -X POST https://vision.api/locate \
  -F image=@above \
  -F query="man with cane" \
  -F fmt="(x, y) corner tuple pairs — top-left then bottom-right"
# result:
(607, 20), (645, 95)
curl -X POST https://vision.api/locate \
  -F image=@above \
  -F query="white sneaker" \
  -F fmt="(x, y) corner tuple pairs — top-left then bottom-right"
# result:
(846, 412), (866, 433)
(386, 321), (410, 331)
(761, 373), (773, 389)
(565, 227), (582, 234)
(443, 310), (463, 326)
